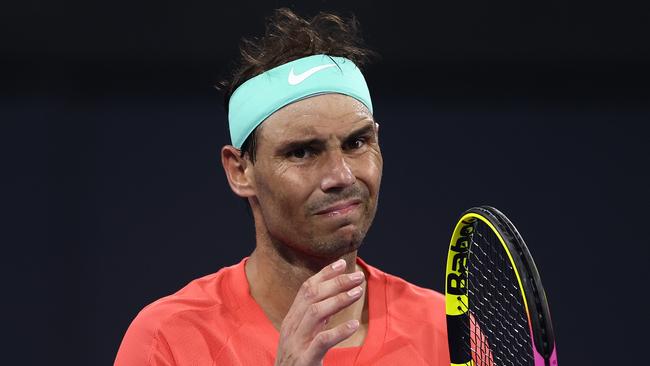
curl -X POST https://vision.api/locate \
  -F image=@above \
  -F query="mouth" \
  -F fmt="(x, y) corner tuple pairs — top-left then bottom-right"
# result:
(315, 199), (362, 217)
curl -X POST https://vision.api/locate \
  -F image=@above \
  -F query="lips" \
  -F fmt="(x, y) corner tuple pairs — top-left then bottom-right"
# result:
(315, 199), (362, 216)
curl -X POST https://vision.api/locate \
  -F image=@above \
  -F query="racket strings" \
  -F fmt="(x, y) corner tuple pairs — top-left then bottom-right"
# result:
(463, 223), (535, 366)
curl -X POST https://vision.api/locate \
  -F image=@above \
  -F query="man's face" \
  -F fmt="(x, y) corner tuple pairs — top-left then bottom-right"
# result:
(248, 93), (382, 258)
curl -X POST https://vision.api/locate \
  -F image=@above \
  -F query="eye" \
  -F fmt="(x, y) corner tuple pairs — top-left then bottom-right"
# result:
(287, 147), (313, 159)
(345, 137), (366, 150)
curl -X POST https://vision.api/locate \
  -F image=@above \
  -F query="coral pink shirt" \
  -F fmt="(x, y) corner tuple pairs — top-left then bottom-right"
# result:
(115, 258), (450, 365)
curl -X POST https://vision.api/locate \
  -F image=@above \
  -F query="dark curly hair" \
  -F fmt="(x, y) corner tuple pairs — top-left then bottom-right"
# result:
(218, 8), (376, 162)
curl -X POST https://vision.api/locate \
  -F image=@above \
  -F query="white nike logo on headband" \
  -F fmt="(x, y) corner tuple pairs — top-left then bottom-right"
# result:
(288, 63), (336, 85)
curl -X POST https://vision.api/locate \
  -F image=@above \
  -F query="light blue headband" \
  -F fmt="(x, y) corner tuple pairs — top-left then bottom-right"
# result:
(228, 54), (373, 149)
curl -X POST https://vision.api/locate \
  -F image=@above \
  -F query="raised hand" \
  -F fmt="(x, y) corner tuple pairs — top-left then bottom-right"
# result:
(274, 259), (365, 366)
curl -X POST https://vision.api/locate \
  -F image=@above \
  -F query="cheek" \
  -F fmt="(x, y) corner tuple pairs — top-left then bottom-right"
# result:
(256, 165), (316, 218)
(354, 152), (383, 194)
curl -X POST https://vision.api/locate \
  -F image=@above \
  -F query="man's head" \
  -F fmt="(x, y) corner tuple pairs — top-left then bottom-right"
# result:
(220, 8), (375, 160)
(220, 9), (382, 259)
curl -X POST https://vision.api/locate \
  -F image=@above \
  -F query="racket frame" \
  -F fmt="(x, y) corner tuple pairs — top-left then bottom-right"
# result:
(445, 206), (557, 366)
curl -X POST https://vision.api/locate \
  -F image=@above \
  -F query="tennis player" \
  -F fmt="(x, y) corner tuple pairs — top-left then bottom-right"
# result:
(115, 8), (450, 365)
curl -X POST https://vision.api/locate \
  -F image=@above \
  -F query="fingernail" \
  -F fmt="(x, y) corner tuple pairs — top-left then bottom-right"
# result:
(347, 287), (362, 297)
(347, 320), (360, 329)
(348, 272), (364, 281)
(331, 259), (346, 270)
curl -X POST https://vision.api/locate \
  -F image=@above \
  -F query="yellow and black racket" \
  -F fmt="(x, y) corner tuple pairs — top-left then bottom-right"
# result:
(445, 206), (558, 366)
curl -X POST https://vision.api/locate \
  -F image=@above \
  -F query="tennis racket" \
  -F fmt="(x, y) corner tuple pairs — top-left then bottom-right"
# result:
(445, 206), (558, 366)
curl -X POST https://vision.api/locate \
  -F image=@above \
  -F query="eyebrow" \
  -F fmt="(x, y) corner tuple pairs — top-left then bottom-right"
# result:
(344, 123), (375, 142)
(276, 122), (375, 154)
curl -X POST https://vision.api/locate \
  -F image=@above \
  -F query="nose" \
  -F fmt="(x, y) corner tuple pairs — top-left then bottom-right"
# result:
(320, 150), (356, 191)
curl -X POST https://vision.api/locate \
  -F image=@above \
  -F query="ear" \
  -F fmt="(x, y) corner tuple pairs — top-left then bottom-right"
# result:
(221, 145), (256, 198)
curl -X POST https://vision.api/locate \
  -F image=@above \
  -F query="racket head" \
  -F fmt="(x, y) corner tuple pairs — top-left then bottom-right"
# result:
(445, 206), (557, 366)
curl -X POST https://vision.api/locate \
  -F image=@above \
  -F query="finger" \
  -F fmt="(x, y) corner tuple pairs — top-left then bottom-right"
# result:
(302, 320), (360, 362)
(299, 259), (349, 298)
(285, 259), (349, 322)
(308, 271), (365, 304)
(298, 285), (364, 334)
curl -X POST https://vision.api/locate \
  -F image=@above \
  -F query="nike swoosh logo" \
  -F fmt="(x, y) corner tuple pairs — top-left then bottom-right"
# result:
(288, 63), (336, 85)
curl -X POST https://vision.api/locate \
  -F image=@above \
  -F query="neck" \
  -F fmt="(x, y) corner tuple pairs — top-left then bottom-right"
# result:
(244, 203), (368, 346)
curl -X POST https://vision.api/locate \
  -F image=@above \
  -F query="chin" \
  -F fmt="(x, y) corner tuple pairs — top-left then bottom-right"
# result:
(311, 226), (365, 257)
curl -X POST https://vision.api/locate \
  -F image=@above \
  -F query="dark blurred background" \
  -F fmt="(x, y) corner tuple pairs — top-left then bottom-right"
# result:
(3, 0), (649, 365)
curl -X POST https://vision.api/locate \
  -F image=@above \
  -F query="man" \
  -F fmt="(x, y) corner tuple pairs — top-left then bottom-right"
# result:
(115, 8), (450, 365)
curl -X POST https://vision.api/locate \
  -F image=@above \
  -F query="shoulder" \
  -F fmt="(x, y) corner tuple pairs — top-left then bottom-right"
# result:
(362, 261), (450, 364)
(382, 270), (446, 322)
(361, 259), (446, 331)
(362, 259), (445, 317)
(135, 267), (240, 332)
(115, 262), (245, 365)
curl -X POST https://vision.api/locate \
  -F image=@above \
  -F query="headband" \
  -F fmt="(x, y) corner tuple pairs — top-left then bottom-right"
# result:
(228, 54), (373, 149)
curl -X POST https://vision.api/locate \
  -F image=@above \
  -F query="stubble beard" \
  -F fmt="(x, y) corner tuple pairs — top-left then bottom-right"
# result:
(310, 225), (366, 257)
(260, 179), (379, 267)
(294, 197), (377, 259)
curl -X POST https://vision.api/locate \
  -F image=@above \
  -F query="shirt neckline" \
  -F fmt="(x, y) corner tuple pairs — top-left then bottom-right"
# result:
(226, 256), (387, 365)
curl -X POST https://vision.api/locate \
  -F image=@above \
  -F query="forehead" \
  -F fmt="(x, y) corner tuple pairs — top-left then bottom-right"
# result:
(258, 93), (374, 143)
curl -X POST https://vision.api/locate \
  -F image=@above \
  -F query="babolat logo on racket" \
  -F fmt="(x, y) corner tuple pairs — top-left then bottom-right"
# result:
(446, 218), (476, 296)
